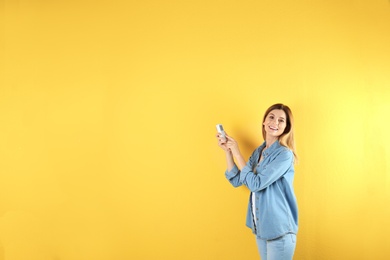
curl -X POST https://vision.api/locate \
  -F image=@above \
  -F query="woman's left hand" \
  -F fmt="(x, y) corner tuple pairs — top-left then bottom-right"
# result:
(225, 134), (241, 157)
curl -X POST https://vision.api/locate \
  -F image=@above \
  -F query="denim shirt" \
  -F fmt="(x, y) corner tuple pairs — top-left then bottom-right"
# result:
(225, 141), (298, 240)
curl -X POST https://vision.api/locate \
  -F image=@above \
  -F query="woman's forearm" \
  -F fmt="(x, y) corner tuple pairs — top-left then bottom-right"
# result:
(226, 149), (246, 171)
(232, 150), (246, 170)
(225, 150), (235, 171)
(222, 134), (247, 171)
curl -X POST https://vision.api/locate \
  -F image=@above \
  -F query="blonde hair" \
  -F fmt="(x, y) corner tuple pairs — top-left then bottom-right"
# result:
(262, 103), (298, 162)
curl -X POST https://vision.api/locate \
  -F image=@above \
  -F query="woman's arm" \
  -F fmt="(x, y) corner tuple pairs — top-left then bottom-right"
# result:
(240, 149), (293, 192)
(216, 133), (243, 171)
(217, 133), (248, 187)
(225, 135), (246, 170)
(224, 149), (235, 171)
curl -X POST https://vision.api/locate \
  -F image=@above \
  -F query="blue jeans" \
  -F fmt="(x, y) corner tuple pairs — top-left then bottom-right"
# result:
(255, 233), (297, 260)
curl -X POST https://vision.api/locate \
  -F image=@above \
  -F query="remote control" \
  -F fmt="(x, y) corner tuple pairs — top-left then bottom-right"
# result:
(216, 124), (226, 142)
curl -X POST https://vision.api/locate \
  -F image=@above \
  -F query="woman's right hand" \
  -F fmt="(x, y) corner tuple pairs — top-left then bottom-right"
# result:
(216, 133), (230, 152)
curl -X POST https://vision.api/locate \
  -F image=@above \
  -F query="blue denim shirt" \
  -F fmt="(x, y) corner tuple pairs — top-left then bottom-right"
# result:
(225, 141), (298, 240)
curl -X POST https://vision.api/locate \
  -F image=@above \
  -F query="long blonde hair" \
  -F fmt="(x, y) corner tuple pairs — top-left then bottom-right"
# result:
(262, 103), (298, 162)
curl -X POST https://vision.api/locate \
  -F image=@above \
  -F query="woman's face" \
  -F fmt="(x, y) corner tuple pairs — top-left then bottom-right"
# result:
(263, 109), (287, 138)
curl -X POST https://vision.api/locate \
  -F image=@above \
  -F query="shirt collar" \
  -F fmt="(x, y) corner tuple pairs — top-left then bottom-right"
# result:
(259, 140), (281, 154)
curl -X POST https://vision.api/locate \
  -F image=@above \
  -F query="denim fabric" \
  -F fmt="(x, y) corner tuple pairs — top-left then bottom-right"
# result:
(225, 141), (298, 240)
(256, 233), (297, 260)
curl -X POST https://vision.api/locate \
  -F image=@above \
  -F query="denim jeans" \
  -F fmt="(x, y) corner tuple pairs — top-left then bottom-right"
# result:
(255, 233), (296, 260)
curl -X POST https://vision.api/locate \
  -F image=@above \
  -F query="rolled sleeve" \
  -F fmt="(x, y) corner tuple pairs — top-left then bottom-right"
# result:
(225, 164), (239, 179)
(238, 165), (253, 183)
(225, 164), (243, 187)
(241, 148), (293, 192)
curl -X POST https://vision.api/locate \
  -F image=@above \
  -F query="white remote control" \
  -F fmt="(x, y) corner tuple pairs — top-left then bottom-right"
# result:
(216, 124), (226, 142)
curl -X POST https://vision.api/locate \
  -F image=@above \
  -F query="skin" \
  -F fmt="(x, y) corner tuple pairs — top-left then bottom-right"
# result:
(216, 109), (287, 171)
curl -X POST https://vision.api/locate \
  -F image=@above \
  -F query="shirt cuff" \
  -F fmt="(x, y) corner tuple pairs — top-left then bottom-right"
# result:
(225, 164), (239, 179)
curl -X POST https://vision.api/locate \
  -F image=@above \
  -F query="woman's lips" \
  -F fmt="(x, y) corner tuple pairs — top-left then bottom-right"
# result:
(269, 126), (278, 131)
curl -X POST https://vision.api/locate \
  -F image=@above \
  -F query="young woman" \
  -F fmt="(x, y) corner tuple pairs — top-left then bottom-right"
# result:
(216, 103), (298, 260)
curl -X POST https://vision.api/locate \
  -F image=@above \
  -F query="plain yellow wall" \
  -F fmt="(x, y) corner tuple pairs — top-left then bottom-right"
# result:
(1, 0), (390, 259)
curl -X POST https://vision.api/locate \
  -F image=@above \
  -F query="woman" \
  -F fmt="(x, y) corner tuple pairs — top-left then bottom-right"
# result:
(216, 103), (298, 260)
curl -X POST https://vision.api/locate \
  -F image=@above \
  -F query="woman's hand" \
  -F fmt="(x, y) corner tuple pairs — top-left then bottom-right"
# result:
(216, 132), (246, 170)
(225, 135), (241, 157)
(216, 133), (240, 155)
(216, 133), (230, 152)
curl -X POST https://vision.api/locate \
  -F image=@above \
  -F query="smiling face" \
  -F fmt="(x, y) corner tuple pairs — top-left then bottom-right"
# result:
(262, 109), (287, 139)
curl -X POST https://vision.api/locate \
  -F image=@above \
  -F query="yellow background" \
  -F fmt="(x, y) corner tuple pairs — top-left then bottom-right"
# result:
(1, 0), (390, 259)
